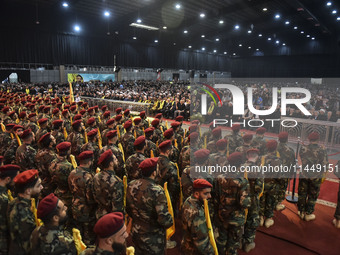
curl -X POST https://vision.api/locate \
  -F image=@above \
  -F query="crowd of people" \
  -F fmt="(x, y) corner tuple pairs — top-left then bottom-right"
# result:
(0, 82), (339, 255)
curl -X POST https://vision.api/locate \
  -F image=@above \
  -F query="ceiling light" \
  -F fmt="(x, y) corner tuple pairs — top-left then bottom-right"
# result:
(332, 10), (337, 14)
(173, 43), (176, 45)
(282, 43), (286, 46)
(154, 40), (158, 43)
(215, 38), (220, 41)
(276, 40), (280, 44)
(256, 48), (259, 51)
(275, 14), (280, 19)
(235, 25), (240, 30)
(311, 37), (315, 40)
(188, 45), (192, 48)
(224, 52), (227, 54)
(175, 4), (181, 9)
(258, 33), (263, 37)
(219, 20), (224, 24)
(248, 30), (252, 33)
(133, 37), (137, 40)
(104, 11), (110, 17)
(137, 18), (142, 23)
(294, 26), (298, 29)
(163, 26), (167, 29)
(285, 21), (290, 25)
(74, 25), (80, 32)
(337, 17), (340, 20)
(233, 53), (236, 56)
(213, 50), (217, 53)
(184, 30), (188, 33)
(268, 37), (272, 41)
(327, 2), (332, 6)
(263, 8), (268, 11)
(62, 2), (68, 7)
(200, 13), (205, 18)
(306, 34), (310, 37)
(201, 35), (205, 38)
(301, 31), (304, 34)
(248, 46), (251, 49)
(239, 44), (242, 47)
(130, 23), (159, 30)
(202, 47), (205, 51)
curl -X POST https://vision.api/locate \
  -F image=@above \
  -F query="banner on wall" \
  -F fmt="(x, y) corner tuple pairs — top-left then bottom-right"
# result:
(67, 73), (115, 83)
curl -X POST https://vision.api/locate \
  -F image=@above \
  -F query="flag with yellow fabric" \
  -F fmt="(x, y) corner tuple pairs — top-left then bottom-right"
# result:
(31, 198), (42, 227)
(203, 199), (218, 255)
(164, 182), (175, 240)
(69, 82), (74, 103)
(123, 175), (127, 208)
(72, 228), (86, 254)
(70, 155), (78, 169)
(175, 163), (183, 208)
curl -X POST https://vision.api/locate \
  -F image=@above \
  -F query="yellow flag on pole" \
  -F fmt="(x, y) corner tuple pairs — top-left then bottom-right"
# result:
(164, 182), (175, 240)
(204, 199), (218, 255)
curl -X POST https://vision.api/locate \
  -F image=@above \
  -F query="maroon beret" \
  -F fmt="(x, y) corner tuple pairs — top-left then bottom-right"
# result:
(52, 119), (64, 128)
(56, 142), (71, 152)
(123, 120), (132, 130)
(57, 102), (63, 108)
(28, 113), (36, 118)
(87, 129), (98, 138)
(94, 212), (125, 238)
(38, 118), (48, 125)
(124, 109), (130, 115)
(38, 132), (51, 144)
(0, 164), (20, 175)
(8, 111), (15, 117)
(87, 117), (96, 125)
(52, 108), (59, 115)
(115, 114), (122, 121)
(37, 193), (59, 219)
(72, 120), (82, 128)
(139, 157), (159, 176)
(232, 124), (241, 132)
(256, 127), (266, 135)
(159, 140), (172, 151)
(163, 128), (174, 139)
(38, 105), (45, 112)
(106, 130), (117, 139)
(106, 118), (115, 126)
(78, 151), (94, 161)
(82, 102), (88, 108)
(151, 119), (160, 127)
(5, 123), (16, 130)
(103, 111), (111, 118)
(216, 139), (228, 150)
(212, 127), (222, 138)
(155, 113), (162, 119)
(134, 136), (146, 147)
(171, 122), (180, 128)
(227, 152), (243, 166)
(175, 116), (184, 121)
(308, 132), (319, 141)
(19, 111), (26, 119)
(101, 105), (108, 111)
(77, 101), (83, 106)
(266, 140), (278, 152)
(62, 110), (69, 116)
(14, 169), (39, 185)
(43, 106), (51, 113)
(193, 179), (213, 190)
(278, 132), (289, 142)
(70, 105), (77, 111)
(98, 149), (113, 167)
(74, 114), (82, 121)
(243, 134), (253, 143)
(246, 148), (260, 155)
(139, 111), (146, 117)
(133, 117), (142, 125)
(2, 107), (10, 113)
(115, 108), (122, 114)
(94, 105), (99, 110)
(192, 120), (200, 125)
(189, 124), (198, 132)
(13, 125), (24, 131)
(20, 129), (32, 139)
(144, 128), (154, 135)
(79, 109), (86, 115)
(189, 132), (199, 143)
(194, 149), (210, 162)
(87, 107), (94, 113)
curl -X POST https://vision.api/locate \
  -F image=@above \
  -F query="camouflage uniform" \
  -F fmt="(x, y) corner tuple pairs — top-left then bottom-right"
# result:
(209, 151), (228, 166)
(181, 196), (214, 255)
(36, 128), (48, 144)
(125, 152), (146, 182)
(80, 247), (120, 255)
(126, 177), (173, 255)
(67, 131), (85, 157)
(144, 139), (159, 158)
(142, 118), (149, 130)
(207, 140), (218, 154)
(224, 133), (243, 154)
(51, 129), (65, 145)
(16, 143), (37, 171)
(298, 143), (328, 215)
(152, 127), (163, 145)
(0, 132), (12, 156)
(133, 126), (144, 138)
(35, 148), (57, 197)
(100, 128), (111, 147)
(169, 145), (180, 164)
(4, 138), (20, 164)
(81, 142), (100, 173)
(92, 169), (124, 219)
(100, 144), (126, 180)
(251, 136), (267, 156)
(235, 144), (252, 164)
(30, 225), (77, 255)
(0, 186), (10, 254)
(27, 122), (39, 134)
(8, 196), (36, 255)
(68, 166), (96, 245)
(214, 172), (251, 255)
(179, 145), (190, 175)
(120, 132), (135, 160)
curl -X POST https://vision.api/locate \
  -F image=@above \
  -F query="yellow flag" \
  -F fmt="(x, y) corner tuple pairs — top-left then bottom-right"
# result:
(96, 167), (101, 174)
(165, 121), (168, 129)
(72, 228), (87, 254)
(184, 128), (187, 137)
(175, 163), (183, 208)
(126, 247), (135, 255)
(164, 182), (175, 240)
(0, 123), (5, 132)
(227, 142), (230, 157)
(174, 139), (178, 149)
(150, 150), (154, 158)
(15, 133), (22, 146)
(83, 127), (88, 144)
(70, 155), (78, 169)
(276, 151), (280, 158)
(10, 133), (14, 139)
(63, 127), (68, 140)
(204, 136), (207, 149)
(123, 175), (127, 208)
(117, 126), (121, 139)
(69, 82), (74, 103)
(7, 190), (14, 201)
(15, 119), (19, 124)
(134, 129), (137, 139)
(203, 199), (218, 255)
(31, 198), (42, 227)
(98, 116), (101, 123)
(118, 143), (125, 162)
(98, 129), (102, 150)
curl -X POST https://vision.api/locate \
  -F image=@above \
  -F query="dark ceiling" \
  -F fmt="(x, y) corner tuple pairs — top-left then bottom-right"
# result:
(2, 0), (340, 57)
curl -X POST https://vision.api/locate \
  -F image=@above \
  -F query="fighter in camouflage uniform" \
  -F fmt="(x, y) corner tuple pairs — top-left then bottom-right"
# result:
(27, 113), (39, 134)
(67, 120), (85, 157)
(51, 119), (65, 145)
(132, 118), (145, 138)
(250, 127), (267, 156)
(0, 124), (15, 156)
(120, 120), (135, 160)
(162, 129), (180, 164)
(92, 150), (124, 219)
(35, 118), (49, 145)
(140, 111), (149, 130)
(224, 124), (243, 154)
(4, 125), (24, 164)
(235, 134), (253, 164)
(144, 127), (159, 158)
(126, 158), (173, 255)
(15, 129), (37, 171)
(207, 127), (222, 154)
(181, 179), (214, 255)
(214, 152), (250, 255)
(179, 132), (199, 175)
(125, 136), (146, 182)
(151, 119), (163, 145)
(298, 132), (329, 221)
(81, 129), (100, 173)
(101, 118), (115, 147)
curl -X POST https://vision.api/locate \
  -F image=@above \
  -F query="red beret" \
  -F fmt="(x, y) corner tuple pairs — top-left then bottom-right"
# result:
(106, 130), (117, 139)
(28, 113), (36, 118)
(101, 105), (108, 111)
(123, 120), (132, 130)
(194, 149), (210, 162)
(124, 109), (130, 115)
(175, 116), (184, 121)
(139, 111), (146, 117)
(8, 111), (15, 117)
(133, 117), (142, 125)
(243, 134), (253, 143)
(77, 101), (83, 106)
(266, 140), (278, 152)
(87, 129), (98, 138)
(139, 157), (159, 176)
(57, 102), (63, 108)
(87, 117), (96, 125)
(216, 139), (228, 150)
(278, 132), (289, 142)
(212, 127), (222, 138)
(14, 169), (39, 185)
(98, 149), (113, 167)
(246, 148), (260, 155)
(38, 132), (51, 144)
(62, 110), (69, 116)
(72, 120), (82, 128)
(87, 107), (94, 113)
(193, 179), (212, 190)
(82, 102), (88, 108)
(115, 114), (122, 121)
(13, 125), (24, 131)
(37, 193), (59, 220)
(20, 129), (32, 139)
(43, 106), (51, 113)
(56, 142), (71, 152)
(134, 136), (146, 147)
(2, 107), (10, 113)
(38, 105), (45, 111)
(164, 128), (174, 139)
(151, 119), (159, 127)
(115, 108), (122, 114)
(103, 111), (111, 118)
(106, 118), (115, 126)
(171, 122), (180, 128)
(52, 119), (64, 127)
(189, 125), (198, 132)
(52, 108), (59, 115)
(159, 140), (172, 151)
(256, 127), (266, 135)
(94, 212), (125, 238)
(0, 164), (20, 175)
(144, 128), (154, 135)
(78, 151), (94, 161)
(227, 152), (243, 166)
(79, 109), (86, 115)
(38, 118), (48, 125)
(192, 120), (200, 125)
(308, 132), (319, 141)
(94, 105), (99, 110)
(70, 105), (77, 111)
(155, 113), (162, 119)
(5, 123), (16, 130)
(19, 111), (26, 119)
(189, 132), (199, 143)
(74, 114), (82, 121)
(232, 124), (241, 132)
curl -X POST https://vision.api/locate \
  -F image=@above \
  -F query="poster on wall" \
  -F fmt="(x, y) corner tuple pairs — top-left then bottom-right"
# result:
(67, 73), (115, 83)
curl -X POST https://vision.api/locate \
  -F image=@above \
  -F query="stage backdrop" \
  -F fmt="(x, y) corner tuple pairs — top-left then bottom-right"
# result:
(67, 73), (115, 83)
